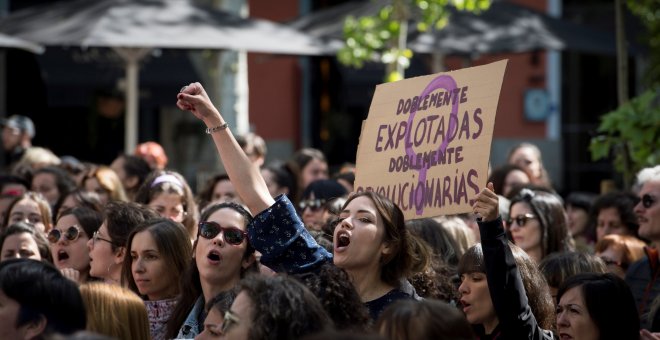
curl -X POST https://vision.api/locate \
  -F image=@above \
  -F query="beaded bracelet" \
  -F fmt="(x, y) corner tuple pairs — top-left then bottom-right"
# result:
(205, 122), (229, 134)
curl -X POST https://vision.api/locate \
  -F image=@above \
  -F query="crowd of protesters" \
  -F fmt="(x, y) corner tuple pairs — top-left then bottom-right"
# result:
(0, 83), (659, 340)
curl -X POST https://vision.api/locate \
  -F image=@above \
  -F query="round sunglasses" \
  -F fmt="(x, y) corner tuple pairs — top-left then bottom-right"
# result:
(198, 221), (247, 245)
(47, 226), (84, 244)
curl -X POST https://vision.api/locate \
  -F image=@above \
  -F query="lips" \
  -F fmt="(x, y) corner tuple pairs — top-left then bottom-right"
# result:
(460, 299), (471, 313)
(207, 249), (222, 264)
(559, 333), (573, 340)
(334, 230), (351, 252)
(57, 249), (70, 262)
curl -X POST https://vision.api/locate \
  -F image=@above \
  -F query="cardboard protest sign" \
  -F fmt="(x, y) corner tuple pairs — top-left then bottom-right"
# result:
(354, 60), (508, 220)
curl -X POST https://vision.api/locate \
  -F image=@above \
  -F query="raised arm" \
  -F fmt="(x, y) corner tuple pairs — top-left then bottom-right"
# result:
(176, 83), (274, 214)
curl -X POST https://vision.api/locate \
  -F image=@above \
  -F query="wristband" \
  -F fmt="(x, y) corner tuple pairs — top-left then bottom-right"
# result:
(205, 122), (229, 134)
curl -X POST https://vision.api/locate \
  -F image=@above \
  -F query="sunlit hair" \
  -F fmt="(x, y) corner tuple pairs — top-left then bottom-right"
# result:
(434, 215), (476, 258)
(56, 189), (103, 219)
(407, 218), (460, 267)
(3, 191), (53, 231)
(343, 191), (423, 287)
(121, 218), (192, 299)
(594, 234), (646, 270)
(538, 251), (607, 290)
(458, 242), (555, 331)
(509, 188), (573, 259)
(0, 222), (53, 263)
(165, 202), (257, 339)
(506, 142), (551, 188)
(84, 166), (127, 202)
(80, 282), (151, 340)
(557, 273), (639, 340)
(636, 165), (660, 190)
(196, 173), (232, 211)
(488, 164), (532, 199)
(135, 170), (198, 238)
(104, 201), (159, 253)
(377, 299), (474, 340)
(33, 166), (77, 211)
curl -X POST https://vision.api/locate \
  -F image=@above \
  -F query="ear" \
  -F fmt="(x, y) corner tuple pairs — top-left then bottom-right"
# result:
(242, 253), (256, 269)
(19, 315), (47, 340)
(381, 241), (393, 255)
(125, 175), (139, 190)
(114, 246), (126, 264)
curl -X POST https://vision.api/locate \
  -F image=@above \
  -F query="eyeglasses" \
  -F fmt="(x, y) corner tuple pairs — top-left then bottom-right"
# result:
(506, 213), (537, 227)
(92, 230), (114, 246)
(198, 221), (247, 245)
(299, 199), (325, 211)
(47, 226), (83, 244)
(642, 194), (657, 209)
(221, 310), (240, 334)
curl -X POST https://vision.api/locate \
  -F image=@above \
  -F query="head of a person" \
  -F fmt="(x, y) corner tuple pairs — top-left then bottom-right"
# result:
(565, 192), (597, 239)
(591, 191), (639, 242)
(197, 173), (241, 210)
(377, 299), (474, 340)
(87, 201), (158, 281)
(333, 171), (355, 193)
(134, 141), (168, 170)
(4, 192), (52, 233)
(79, 282), (151, 340)
(458, 242), (555, 332)
(506, 143), (551, 186)
(1, 115), (34, 151)
(334, 191), (416, 288)
(0, 258), (86, 338)
(538, 251), (607, 301)
(31, 166), (76, 211)
(135, 171), (198, 237)
(57, 189), (103, 219)
(11, 147), (61, 179)
(82, 166), (127, 204)
(292, 148), (328, 190)
(236, 132), (267, 167)
(222, 274), (331, 340)
(261, 161), (296, 201)
(635, 165), (660, 244)
(293, 263), (370, 332)
(507, 188), (572, 261)
(0, 174), (29, 196)
(122, 218), (192, 301)
(50, 207), (103, 281)
(488, 164), (531, 198)
(110, 154), (151, 197)
(300, 179), (348, 231)
(406, 218), (461, 267)
(594, 234), (646, 279)
(0, 222), (52, 263)
(556, 273), (639, 340)
(434, 215), (477, 257)
(197, 290), (237, 340)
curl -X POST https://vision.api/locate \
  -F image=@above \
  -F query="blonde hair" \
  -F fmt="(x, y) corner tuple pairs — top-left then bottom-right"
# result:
(595, 234), (647, 268)
(80, 282), (150, 340)
(433, 215), (476, 258)
(84, 166), (127, 202)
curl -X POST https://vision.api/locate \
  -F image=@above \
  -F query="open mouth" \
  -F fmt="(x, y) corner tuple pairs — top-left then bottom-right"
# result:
(57, 250), (70, 261)
(207, 250), (222, 263)
(335, 230), (351, 248)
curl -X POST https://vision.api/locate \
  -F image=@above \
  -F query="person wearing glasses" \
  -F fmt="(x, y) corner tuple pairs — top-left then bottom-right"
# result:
(121, 218), (192, 340)
(166, 202), (258, 339)
(506, 188), (573, 263)
(50, 207), (103, 284)
(0, 221), (52, 263)
(299, 179), (347, 231)
(86, 201), (158, 285)
(625, 165), (660, 330)
(135, 171), (199, 241)
(595, 234), (645, 279)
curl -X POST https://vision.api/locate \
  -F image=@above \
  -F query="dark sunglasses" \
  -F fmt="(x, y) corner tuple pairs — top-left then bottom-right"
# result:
(642, 194), (657, 209)
(198, 221), (247, 245)
(506, 213), (536, 227)
(48, 226), (83, 244)
(299, 199), (325, 211)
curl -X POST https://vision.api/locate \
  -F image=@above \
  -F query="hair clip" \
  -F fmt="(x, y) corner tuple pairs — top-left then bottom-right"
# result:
(151, 174), (184, 189)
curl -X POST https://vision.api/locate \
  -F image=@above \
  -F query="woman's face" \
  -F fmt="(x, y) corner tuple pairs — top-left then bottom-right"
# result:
(221, 291), (254, 340)
(502, 169), (530, 197)
(458, 271), (498, 331)
(131, 230), (178, 300)
(50, 214), (91, 273)
(301, 158), (328, 189)
(508, 202), (542, 256)
(1, 232), (41, 261)
(509, 147), (541, 180)
(84, 177), (110, 204)
(557, 286), (599, 340)
(596, 207), (628, 242)
(195, 208), (250, 287)
(31, 173), (60, 207)
(566, 204), (590, 237)
(196, 307), (225, 339)
(301, 193), (325, 231)
(148, 192), (185, 223)
(333, 196), (389, 272)
(212, 180), (239, 204)
(86, 222), (120, 280)
(8, 198), (47, 233)
(261, 169), (288, 198)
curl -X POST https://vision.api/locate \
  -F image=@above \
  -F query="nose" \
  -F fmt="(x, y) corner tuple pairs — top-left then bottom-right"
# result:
(557, 310), (569, 327)
(458, 280), (469, 295)
(212, 232), (225, 247)
(134, 258), (146, 273)
(634, 200), (644, 214)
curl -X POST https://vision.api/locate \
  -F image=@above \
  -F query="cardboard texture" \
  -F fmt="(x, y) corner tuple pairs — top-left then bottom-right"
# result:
(354, 60), (508, 220)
